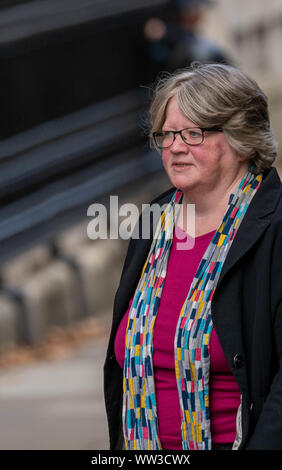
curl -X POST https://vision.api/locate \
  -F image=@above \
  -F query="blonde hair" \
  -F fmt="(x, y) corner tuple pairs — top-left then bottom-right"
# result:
(149, 63), (278, 172)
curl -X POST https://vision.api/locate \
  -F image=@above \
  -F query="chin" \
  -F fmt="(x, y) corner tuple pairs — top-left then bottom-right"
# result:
(169, 175), (198, 192)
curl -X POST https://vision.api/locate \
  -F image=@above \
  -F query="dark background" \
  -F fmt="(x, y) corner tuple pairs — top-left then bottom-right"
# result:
(0, 0), (171, 139)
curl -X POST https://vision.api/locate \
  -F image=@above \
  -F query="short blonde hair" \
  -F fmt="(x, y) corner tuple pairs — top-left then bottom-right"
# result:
(149, 63), (278, 172)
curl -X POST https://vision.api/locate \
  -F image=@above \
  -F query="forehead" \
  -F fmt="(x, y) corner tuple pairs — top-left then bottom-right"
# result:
(162, 96), (195, 128)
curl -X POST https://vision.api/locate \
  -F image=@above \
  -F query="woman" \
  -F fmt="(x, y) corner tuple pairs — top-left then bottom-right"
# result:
(104, 63), (282, 450)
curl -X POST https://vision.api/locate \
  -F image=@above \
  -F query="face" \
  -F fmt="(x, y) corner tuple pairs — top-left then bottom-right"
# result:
(161, 95), (247, 198)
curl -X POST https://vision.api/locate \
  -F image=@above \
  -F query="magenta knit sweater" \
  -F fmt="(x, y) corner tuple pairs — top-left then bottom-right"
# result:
(115, 225), (240, 449)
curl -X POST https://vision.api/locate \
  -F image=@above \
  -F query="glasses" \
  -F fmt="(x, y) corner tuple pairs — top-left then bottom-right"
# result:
(153, 126), (223, 149)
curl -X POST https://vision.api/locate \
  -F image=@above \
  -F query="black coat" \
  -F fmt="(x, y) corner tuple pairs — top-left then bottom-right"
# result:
(104, 166), (282, 450)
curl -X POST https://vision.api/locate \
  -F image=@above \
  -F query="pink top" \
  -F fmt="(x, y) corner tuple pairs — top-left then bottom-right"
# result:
(115, 225), (241, 449)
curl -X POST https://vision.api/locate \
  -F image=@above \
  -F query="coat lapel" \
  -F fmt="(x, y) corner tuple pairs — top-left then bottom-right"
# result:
(218, 167), (281, 287)
(211, 167), (281, 405)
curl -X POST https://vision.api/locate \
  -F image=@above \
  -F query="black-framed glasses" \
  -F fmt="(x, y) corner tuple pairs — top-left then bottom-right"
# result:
(152, 126), (223, 149)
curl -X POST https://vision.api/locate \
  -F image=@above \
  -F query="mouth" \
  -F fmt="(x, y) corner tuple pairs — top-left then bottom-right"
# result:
(172, 162), (191, 169)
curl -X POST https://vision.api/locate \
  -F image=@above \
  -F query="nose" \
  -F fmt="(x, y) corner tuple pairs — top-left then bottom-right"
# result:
(170, 133), (188, 152)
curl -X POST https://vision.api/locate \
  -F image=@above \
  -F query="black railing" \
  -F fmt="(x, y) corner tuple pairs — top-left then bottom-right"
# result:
(0, 0), (169, 138)
(0, 0), (170, 263)
(0, 88), (163, 263)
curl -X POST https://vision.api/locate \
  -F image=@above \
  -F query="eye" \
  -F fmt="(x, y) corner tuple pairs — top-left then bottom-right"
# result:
(187, 129), (202, 139)
(154, 131), (174, 148)
(159, 131), (172, 137)
(181, 128), (203, 144)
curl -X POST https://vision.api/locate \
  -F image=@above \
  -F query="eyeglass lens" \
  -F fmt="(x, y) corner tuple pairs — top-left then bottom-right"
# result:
(154, 128), (203, 148)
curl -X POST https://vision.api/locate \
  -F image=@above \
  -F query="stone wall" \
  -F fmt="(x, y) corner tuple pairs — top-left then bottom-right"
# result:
(0, 174), (170, 354)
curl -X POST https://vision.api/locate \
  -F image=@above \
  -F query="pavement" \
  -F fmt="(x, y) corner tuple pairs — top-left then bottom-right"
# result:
(0, 325), (111, 450)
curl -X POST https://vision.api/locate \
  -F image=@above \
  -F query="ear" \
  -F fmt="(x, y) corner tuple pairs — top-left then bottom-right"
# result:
(237, 154), (247, 162)
(237, 150), (254, 163)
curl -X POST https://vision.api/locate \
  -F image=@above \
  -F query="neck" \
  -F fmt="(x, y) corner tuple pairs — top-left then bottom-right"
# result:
(183, 163), (249, 216)
(179, 163), (250, 236)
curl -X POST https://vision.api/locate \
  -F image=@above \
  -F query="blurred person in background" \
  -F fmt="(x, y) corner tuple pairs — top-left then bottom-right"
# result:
(104, 62), (282, 450)
(143, 0), (231, 79)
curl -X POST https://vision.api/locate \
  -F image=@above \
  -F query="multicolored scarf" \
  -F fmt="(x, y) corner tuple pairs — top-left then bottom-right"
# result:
(123, 167), (262, 450)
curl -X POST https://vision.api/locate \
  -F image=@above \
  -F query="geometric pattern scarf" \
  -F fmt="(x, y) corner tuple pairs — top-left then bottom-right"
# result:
(122, 167), (262, 450)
